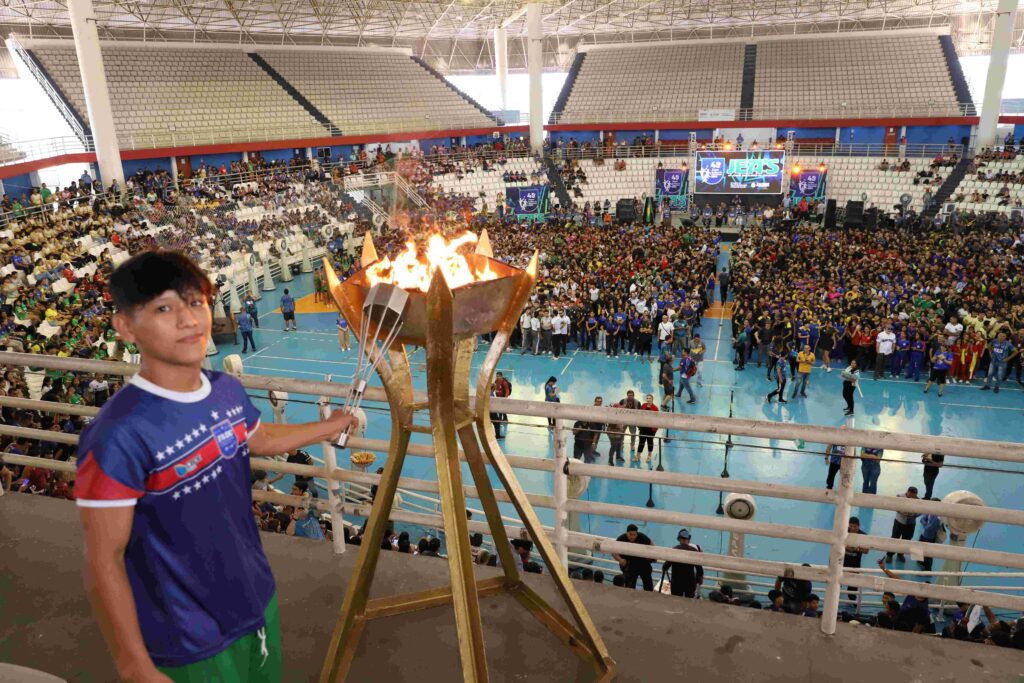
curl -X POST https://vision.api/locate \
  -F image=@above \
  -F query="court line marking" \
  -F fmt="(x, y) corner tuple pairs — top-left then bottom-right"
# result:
(252, 354), (359, 366)
(942, 402), (1024, 412)
(243, 364), (333, 377)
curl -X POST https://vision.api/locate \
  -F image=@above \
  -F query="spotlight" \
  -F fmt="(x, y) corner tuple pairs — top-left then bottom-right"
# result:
(792, 165), (802, 175)
(775, 142), (783, 149)
(818, 164), (826, 173)
(724, 142), (732, 150)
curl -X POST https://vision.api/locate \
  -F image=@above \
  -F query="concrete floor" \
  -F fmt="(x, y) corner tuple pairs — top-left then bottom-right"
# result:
(3, 495), (1024, 682)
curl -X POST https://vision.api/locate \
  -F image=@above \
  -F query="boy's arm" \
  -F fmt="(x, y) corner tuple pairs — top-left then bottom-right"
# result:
(247, 411), (356, 457)
(80, 505), (172, 683)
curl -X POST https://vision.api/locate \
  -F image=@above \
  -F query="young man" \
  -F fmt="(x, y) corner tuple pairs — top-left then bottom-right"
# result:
(661, 528), (704, 598)
(75, 251), (355, 683)
(236, 309), (256, 354)
(280, 289), (297, 331)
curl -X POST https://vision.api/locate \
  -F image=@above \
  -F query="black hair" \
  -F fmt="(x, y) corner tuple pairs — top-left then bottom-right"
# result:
(470, 532), (484, 548)
(108, 250), (212, 312)
(849, 516), (860, 525)
(626, 523), (639, 532)
(428, 538), (442, 552)
(593, 570), (605, 583)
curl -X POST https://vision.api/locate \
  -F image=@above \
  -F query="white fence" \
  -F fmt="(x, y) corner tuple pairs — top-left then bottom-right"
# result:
(1, 352), (1023, 636)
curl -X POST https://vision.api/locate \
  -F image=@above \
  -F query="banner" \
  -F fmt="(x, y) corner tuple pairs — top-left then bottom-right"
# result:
(505, 185), (550, 220)
(654, 169), (689, 210)
(698, 108), (737, 121)
(789, 169), (828, 202)
(694, 150), (785, 194)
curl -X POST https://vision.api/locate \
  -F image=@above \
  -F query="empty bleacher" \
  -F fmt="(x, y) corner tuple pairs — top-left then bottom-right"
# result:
(258, 50), (494, 136)
(32, 45), (324, 147)
(752, 35), (962, 118)
(564, 157), (690, 205)
(432, 157), (544, 212)
(789, 156), (939, 212)
(556, 43), (744, 124)
(950, 156), (1024, 214)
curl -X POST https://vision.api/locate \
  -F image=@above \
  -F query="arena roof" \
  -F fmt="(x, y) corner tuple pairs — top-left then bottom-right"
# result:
(1, 0), (1022, 71)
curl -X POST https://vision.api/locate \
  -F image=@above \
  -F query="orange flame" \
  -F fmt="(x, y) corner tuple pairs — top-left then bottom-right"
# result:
(365, 232), (497, 292)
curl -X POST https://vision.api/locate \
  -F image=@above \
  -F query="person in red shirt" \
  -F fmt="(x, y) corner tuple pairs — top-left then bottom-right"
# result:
(490, 372), (512, 438)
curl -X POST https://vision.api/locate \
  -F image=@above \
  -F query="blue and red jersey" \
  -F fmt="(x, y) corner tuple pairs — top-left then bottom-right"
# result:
(75, 370), (275, 668)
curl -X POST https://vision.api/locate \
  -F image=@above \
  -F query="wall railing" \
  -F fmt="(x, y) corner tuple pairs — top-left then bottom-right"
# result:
(1, 352), (1023, 636)
(549, 103), (979, 125)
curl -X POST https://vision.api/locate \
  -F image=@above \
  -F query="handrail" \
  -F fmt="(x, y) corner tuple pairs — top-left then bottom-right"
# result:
(549, 103), (978, 124)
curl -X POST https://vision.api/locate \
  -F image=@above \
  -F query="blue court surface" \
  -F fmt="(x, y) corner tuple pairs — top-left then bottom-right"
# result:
(219, 267), (1024, 606)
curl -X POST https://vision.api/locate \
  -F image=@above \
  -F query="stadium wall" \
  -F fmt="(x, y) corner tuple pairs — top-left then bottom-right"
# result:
(838, 126), (886, 144)
(904, 124), (972, 146)
(123, 157), (171, 178)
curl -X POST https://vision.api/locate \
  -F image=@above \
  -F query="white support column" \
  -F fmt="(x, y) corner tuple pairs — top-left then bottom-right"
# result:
(822, 445), (856, 635)
(552, 418), (568, 568)
(494, 27), (509, 113)
(976, 0), (1018, 150)
(68, 0), (124, 191)
(169, 157), (178, 183)
(527, 2), (544, 155)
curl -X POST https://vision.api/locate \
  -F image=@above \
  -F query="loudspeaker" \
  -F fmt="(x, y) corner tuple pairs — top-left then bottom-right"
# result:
(844, 200), (864, 228)
(864, 207), (878, 230)
(824, 199), (837, 230)
(616, 199), (636, 224)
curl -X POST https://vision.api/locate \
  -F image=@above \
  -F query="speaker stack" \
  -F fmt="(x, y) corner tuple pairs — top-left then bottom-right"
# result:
(616, 199), (637, 224)
(844, 200), (864, 229)
(823, 199), (837, 230)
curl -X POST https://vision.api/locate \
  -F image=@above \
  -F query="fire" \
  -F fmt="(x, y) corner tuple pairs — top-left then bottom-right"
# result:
(365, 231), (498, 292)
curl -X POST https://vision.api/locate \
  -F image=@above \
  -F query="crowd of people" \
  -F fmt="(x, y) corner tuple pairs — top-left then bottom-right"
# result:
(3, 141), (1024, 656)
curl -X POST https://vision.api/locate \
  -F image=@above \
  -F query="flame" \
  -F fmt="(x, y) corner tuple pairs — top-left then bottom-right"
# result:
(365, 231), (498, 292)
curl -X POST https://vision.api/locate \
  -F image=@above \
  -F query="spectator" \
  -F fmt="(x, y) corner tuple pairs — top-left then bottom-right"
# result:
(885, 487), (920, 563)
(613, 524), (655, 591)
(660, 528), (703, 598)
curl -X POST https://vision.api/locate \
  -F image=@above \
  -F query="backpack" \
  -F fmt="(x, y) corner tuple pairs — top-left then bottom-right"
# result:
(685, 360), (697, 378)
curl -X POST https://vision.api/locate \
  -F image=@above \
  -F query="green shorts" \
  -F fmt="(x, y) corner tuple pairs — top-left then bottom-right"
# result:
(158, 594), (282, 683)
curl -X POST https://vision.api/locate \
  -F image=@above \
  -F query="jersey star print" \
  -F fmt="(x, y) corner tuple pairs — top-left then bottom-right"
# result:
(75, 370), (275, 668)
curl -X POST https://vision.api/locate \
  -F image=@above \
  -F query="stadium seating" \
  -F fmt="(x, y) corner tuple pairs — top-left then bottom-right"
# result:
(32, 46), (324, 146)
(752, 36), (961, 118)
(950, 156), (1024, 214)
(566, 157), (690, 205)
(789, 156), (938, 212)
(431, 157), (544, 212)
(556, 44), (744, 124)
(257, 50), (494, 136)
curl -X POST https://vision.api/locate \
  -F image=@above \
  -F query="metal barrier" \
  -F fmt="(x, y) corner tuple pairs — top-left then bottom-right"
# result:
(548, 103), (978, 124)
(1, 351), (1023, 635)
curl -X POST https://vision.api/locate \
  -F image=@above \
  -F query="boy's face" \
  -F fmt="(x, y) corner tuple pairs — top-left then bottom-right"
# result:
(113, 289), (211, 369)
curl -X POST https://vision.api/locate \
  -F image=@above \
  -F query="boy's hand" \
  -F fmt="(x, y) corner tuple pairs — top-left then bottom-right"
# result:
(322, 410), (358, 441)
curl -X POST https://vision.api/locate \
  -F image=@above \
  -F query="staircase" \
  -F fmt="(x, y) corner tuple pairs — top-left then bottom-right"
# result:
(247, 53), (341, 136)
(391, 172), (428, 208)
(548, 52), (586, 124)
(409, 56), (499, 125)
(544, 158), (573, 209)
(922, 157), (971, 218)
(938, 36), (974, 113)
(739, 45), (757, 120)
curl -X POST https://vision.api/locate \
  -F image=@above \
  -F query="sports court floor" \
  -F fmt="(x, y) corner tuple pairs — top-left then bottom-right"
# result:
(216, 256), (1024, 605)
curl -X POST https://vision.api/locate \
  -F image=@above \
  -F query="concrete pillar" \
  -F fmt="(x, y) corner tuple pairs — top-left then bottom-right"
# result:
(169, 157), (178, 183)
(67, 0), (124, 191)
(527, 2), (544, 155)
(494, 27), (509, 112)
(242, 151), (250, 163)
(976, 0), (1018, 149)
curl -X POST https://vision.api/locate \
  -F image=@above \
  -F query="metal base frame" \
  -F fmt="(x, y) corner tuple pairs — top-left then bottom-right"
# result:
(319, 270), (616, 683)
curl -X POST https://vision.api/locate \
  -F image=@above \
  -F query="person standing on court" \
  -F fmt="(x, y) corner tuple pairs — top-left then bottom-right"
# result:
(244, 292), (260, 328)
(874, 325), (896, 380)
(661, 528), (703, 598)
(791, 344), (815, 399)
(922, 453), (944, 499)
(824, 442), (845, 490)
(280, 289), (297, 332)
(840, 360), (861, 416)
(766, 351), (788, 404)
(613, 524), (655, 591)
(718, 268), (730, 304)
(860, 446), (883, 494)
(619, 389), (641, 458)
(236, 309), (256, 354)
(336, 310), (351, 351)
(676, 349), (697, 404)
(884, 486), (920, 563)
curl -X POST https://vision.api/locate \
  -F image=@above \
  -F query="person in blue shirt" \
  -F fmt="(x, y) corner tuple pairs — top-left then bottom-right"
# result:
(236, 309), (256, 353)
(75, 251), (354, 682)
(906, 334), (926, 382)
(280, 288), (296, 331)
(766, 353), (788, 404)
(923, 344), (953, 396)
(891, 331), (910, 378)
(675, 349), (697, 404)
(286, 505), (326, 540)
(824, 443), (845, 490)
(336, 312), (351, 351)
(981, 331), (1017, 394)
(917, 506), (944, 570)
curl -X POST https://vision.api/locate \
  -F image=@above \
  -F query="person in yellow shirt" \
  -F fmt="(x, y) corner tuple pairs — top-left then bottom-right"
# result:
(791, 344), (816, 399)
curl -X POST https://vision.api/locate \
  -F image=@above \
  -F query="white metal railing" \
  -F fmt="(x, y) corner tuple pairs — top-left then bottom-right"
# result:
(547, 142), (963, 160)
(549, 103), (978, 125)
(2, 353), (1024, 635)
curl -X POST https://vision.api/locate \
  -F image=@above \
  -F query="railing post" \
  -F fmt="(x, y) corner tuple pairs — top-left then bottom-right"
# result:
(822, 447), (856, 634)
(318, 396), (346, 555)
(552, 417), (568, 568)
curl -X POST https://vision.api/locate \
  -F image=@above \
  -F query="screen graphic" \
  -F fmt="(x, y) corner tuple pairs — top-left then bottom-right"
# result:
(695, 151), (785, 194)
(655, 169), (689, 210)
(505, 185), (550, 219)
